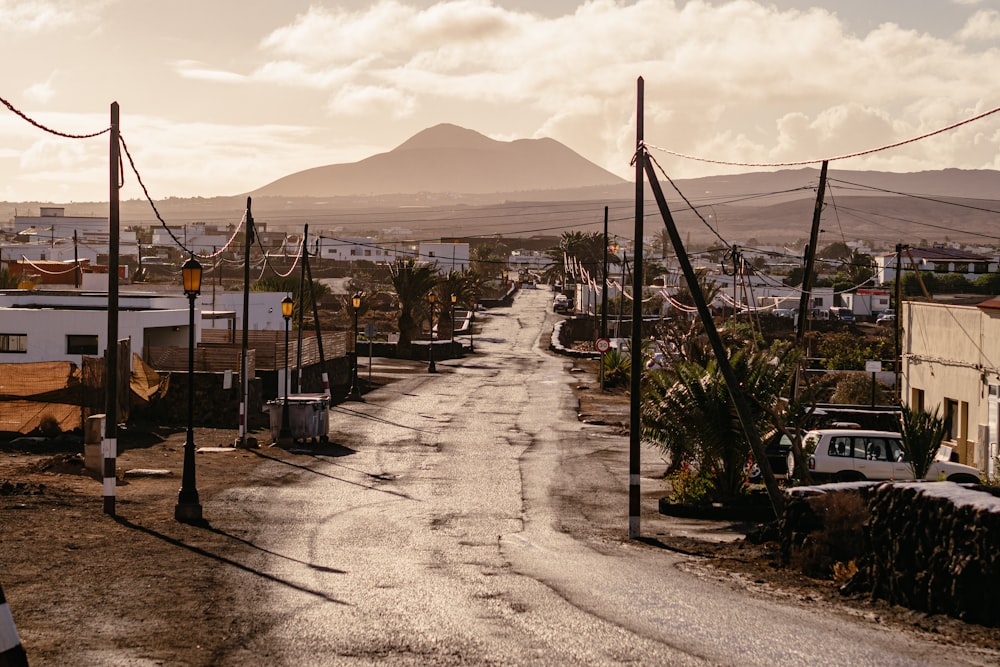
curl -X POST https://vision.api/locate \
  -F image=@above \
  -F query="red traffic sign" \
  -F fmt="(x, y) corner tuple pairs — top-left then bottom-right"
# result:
(595, 337), (611, 352)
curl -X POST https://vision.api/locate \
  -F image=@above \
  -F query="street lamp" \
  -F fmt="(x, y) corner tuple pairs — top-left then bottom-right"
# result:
(427, 292), (437, 373)
(278, 295), (294, 445)
(175, 256), (203, 523)
(349, 292), (362, 400)
(470, 301), (476, 352)
(450, 293), (457, 345)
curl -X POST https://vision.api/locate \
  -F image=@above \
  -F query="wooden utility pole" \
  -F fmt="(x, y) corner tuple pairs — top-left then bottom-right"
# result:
(894, 243), (907, 403)
(237, 197), (254, 448)
(296, 226), (307, 394)
(303, 230), (332, 401)
(795, 161), (828, 342)
(629, 77), (644, 540)
(642, 152), (785, 517)
(103, 101), (120, 515)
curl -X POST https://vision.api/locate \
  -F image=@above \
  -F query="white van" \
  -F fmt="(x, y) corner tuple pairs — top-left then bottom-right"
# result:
(790, 429), (981, 483)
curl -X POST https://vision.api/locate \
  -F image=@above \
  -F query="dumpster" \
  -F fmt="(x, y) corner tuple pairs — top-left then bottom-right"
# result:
(266, 393), (330, 443)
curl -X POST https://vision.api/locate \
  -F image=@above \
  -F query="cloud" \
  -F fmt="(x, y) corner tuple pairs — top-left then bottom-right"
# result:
(957, 9), (1000, 40)
(327, 84), (417, 119)
(23, 74), (55, 104)
(0, 0), (111, 32)
(174, 60), (248, 84)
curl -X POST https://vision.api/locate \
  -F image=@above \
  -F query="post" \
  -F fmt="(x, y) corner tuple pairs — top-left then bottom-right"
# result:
(103, 101), (120, 516)
(237, 197), (254, 448)
(0, 581), (28, 667)
(894, 243), (906, 403)
(278, 296), (293, 445)
(302, 232), (332, 401)
(629, 77), (644, 540)
(601, 205), (609, 392)
(427, 293), (437, 373)
(295, 226), (307, 394)
(450, 293), (457, 345)
(349, 293), (362, 400)
(470, 302), (476, 352)
(175, 256), (203, 523)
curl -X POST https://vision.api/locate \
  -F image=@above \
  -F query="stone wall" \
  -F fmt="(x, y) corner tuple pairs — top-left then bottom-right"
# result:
(779, 481), (1000, 627)
(866, 482), (1000, 626)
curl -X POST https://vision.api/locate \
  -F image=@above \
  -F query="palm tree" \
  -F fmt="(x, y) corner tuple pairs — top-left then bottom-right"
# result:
(641, 345), (798, 500)
(898, 404), (950, 480)
(388, 258), (440, 356)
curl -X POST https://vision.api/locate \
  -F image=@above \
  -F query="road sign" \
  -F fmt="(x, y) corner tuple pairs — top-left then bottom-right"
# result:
(596, 337), (611, 353)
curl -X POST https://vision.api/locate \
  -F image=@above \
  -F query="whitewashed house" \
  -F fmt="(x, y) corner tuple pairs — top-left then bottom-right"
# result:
(902, 298), (1000, 479)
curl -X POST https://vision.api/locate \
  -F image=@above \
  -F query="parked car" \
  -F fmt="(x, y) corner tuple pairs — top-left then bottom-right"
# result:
(553, 294), (570, 313)
(788, 428), (982, 483)
(876, 312), (896, 325)
(828, 306), (855, 323)
(748, 431), (796, 482)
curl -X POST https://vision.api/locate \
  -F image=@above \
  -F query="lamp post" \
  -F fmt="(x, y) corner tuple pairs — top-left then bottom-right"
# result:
(470, 300), (476, 352)
(278, 295), (294, 445)
(349, 292), (362, 400)
(175, 256), (203, 523)
(450, 293), (457, 345)
(427, 292), (437, 373)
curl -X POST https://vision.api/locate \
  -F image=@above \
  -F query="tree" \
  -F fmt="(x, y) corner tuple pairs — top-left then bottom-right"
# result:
(898, 404), (950, 480)
(543, 231), (618, 286)
(388, 258), (440, 356)
(252, 274), (330, 326)
(641, 345), (798, 501)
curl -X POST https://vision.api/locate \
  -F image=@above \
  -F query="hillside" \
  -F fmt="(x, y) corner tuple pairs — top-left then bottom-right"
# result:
(251, 123), (627, 198)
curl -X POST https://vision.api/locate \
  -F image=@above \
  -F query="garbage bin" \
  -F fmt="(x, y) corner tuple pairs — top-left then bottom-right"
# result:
(266, 393), (330, 443)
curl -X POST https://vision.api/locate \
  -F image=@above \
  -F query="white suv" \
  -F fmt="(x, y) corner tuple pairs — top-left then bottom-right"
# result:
(790, 428), (982, 483)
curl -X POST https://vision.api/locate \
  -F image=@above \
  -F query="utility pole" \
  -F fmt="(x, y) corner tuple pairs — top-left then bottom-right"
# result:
(642, 149), (785, 517)
(601, 205), (609, 339)
(296, 226), (307, 394)
(894, 243), (907, 403)
(628, 77), (644, 540)
(303, 228), (332, 400)
(237, 197), (254, 448)
(73, 229), (80, 288)
(103, 101), (120, 515)
(795, 161), (828, 343)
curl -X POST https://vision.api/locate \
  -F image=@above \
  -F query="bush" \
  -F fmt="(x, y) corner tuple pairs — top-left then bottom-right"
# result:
(665, 465), (715, 505)
(791, 492), (868, 579)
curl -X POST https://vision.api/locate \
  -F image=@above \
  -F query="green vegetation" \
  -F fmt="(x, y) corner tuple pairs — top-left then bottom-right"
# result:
(898, 404), (950, 480)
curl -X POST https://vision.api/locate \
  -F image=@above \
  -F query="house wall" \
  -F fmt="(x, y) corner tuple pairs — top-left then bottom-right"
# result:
(418, 242), (470, 273)
(902, 301), (1000, 474)
(200, 291), (304, 331)
(0, 305), (190, 364)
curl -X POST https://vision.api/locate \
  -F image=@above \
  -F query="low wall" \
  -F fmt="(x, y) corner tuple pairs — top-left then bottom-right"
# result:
(779, 481), (1000, 627)
(866, 482), (1000, 626)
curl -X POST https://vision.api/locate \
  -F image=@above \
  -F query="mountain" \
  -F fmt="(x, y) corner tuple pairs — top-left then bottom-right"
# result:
(250, 124), (627, 198)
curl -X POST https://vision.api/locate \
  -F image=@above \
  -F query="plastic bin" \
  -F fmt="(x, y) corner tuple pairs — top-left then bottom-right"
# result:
(266, 393), (330, 443)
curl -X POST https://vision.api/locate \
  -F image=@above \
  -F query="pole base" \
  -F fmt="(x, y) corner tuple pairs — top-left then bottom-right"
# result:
(174, 501), (203, 523)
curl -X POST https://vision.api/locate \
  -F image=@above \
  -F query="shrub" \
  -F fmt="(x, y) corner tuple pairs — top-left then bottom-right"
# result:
(791, 492), (868, 579)
(665, 464), (715, 505)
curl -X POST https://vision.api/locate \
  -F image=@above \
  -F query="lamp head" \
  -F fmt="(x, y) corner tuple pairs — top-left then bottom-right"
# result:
(182, 256), (202, 297)
(352, 292), (362, 310)
(450, 293), (457, 304)
(427, 292), (436, 304)
(281, 295), (294, 320)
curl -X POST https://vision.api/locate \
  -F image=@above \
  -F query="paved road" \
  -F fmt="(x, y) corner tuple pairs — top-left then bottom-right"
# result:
(218, 289), (994, 666)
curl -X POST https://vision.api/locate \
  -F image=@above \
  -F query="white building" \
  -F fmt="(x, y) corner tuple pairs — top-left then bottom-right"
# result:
(875, 246), (996, 285)
(0, 290), (190, 365)
(417, 242), (470, 274)
(317, 236), (398, 263)
(150, 222), (230, 255)
(12, 207), (108, 240)
(902, 299), (1000, 478)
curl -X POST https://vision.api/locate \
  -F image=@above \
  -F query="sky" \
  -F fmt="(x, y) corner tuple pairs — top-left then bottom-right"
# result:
(1, 0), (999, 203)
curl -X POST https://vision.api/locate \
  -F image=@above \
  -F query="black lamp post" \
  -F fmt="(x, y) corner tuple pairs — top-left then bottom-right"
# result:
(175, 256), (203, 523)
(278, 295), (294, 444)
(349, 292), (362, 400)
(450, 293), (457, 345)
(427, 292), (437, 373)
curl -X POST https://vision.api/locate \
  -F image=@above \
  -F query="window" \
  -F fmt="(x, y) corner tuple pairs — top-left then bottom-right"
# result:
(945, 398), (959, 440)
(0, 333), (27, 353)
(66, 334), (98, 355)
